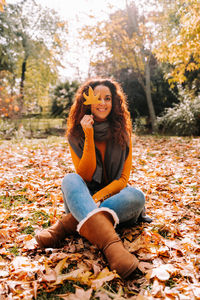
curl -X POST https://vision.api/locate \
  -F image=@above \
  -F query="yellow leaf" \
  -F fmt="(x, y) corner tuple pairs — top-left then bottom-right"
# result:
(83, 86), (101, 105)
(54, 257), (68, 276)
(0, 0), (6, 12)
(53, 268), (92, 286)
(91, 267), (119, 289)
(53, 269), (84, 285)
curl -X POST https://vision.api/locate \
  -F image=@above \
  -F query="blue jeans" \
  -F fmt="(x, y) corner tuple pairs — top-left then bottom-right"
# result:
(61, 173), (145, 224)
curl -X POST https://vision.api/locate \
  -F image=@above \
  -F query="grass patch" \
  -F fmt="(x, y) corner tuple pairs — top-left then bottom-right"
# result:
(21, 225), (35, 235)
(9, 246), (19, 256)
(165, 278), (176, 288)
(37, 280), (90, 300)
(0, 194), (31, 209)
(30, 210), (50, 224)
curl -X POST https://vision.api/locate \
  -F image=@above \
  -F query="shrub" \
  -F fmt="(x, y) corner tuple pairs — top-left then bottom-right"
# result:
(0, 119), (17, 139)
(51, 80), (79, 117)
(157, 95), (200, 136)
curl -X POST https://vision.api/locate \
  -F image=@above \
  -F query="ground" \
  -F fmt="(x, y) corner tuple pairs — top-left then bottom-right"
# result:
(0, 135), (199, 299)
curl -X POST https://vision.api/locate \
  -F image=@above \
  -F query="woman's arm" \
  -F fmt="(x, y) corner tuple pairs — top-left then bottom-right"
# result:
(92, 138), (132, 203)
(69, 127), (96, 182)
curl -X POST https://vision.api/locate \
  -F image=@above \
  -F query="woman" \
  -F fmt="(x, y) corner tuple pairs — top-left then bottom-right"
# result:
(36, 78), (146, 278)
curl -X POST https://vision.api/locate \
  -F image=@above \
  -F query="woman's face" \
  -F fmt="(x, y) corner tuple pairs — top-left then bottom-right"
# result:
(91, 85), (112, 121)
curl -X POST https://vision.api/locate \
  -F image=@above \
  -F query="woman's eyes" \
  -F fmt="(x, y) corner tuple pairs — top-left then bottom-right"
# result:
(98, 97), (111, 101)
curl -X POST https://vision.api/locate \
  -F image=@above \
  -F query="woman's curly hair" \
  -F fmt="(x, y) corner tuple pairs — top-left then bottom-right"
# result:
(67, 78), (132, 147)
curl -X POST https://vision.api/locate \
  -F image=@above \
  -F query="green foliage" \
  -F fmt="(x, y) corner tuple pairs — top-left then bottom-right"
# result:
(115, 66), (179, 122)
(0, 6), (19, 73)
(9, 246), (19, 256)
(182, 67), (200, 97)
(21, 225), (34, 235)
(31, 210), (50, 224)
(0, 194), (31, 209)
(37, 280), (87, 300)
(51, 80), (79, 117)
(0, 119), (16, 139)
(0, 0), (68, 114)
(157, 92), (200, 136)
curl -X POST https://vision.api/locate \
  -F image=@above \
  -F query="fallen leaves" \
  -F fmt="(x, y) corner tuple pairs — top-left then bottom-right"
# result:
(146, 264), (177, 281)
(0, 136), (200, 299)
(58, 287), (93, 300)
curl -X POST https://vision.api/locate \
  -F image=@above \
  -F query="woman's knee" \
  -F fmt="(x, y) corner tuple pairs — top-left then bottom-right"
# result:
(61, 173), (83, 189)
(126, 186), (145, 209)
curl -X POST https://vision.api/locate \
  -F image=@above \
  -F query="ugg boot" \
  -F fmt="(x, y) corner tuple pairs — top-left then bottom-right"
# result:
(35, 213), (78, 248)
(78, 208), (139, 278)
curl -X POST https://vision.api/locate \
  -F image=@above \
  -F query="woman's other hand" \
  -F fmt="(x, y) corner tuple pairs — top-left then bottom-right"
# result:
(80, 114), (94, 130)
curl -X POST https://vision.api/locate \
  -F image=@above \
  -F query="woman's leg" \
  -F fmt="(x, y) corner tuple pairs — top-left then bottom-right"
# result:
(100, 186), (145, 224)
(62, 174), (139, 278)
(61, 173), (98, 222)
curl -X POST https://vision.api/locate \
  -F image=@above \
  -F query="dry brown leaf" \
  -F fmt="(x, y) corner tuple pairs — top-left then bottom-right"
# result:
(138, 261), (153, 273)
(146, 264), (177, 281)
(0, 229), (10, 242)
(59, 287), (92, 300)
(42, 269), (57, 283)
(151, 278), (165, 297)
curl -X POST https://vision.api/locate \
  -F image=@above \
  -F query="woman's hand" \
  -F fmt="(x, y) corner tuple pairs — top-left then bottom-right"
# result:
(80, 114), (94, 130)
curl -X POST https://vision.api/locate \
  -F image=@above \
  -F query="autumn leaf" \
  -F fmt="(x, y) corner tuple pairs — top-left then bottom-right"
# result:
(91, 267), (119, 289)
(83, 86), (101, 105)
(58, 287), (92, 300)
(146, 264), (177, 281)
(0, 0), (6, 12)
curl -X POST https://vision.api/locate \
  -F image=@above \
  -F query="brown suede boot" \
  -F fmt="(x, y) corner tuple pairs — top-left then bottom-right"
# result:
(79, 209), (139, 278)
(35, 213), (78, 248)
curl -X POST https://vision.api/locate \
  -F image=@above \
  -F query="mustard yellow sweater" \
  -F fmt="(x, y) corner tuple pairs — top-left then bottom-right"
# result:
(69, 127), (132, 203)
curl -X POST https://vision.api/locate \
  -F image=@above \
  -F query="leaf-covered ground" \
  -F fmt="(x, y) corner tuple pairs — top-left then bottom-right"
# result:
(0, 135), (199, 300)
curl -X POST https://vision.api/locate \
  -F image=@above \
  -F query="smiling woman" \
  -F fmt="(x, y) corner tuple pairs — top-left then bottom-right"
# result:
(35, 77), (149, 279)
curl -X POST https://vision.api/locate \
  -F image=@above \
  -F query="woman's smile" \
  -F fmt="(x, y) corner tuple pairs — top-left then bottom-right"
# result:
(97, 108), (107, 111)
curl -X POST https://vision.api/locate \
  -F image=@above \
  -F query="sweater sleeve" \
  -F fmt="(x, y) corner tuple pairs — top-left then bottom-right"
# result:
(92, 138), (132, 203)
(69, 127), (96, 182)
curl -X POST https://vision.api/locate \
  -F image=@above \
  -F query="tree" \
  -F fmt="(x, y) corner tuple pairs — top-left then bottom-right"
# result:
(115, 65), (179, 122)
(0, 0), (68, 113)
(82, 2), (157, 131)
(154, 0), (200, 85)
(0, 3), (20, 77)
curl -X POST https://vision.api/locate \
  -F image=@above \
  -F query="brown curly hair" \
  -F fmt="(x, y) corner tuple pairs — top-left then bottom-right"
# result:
(67, 78), (132, 147)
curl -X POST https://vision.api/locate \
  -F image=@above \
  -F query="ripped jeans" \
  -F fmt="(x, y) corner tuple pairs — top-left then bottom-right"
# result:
(61, 173), (145, 224)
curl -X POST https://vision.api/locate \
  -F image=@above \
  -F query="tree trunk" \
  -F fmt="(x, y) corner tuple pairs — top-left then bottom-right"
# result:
(19, 57), (27, 111)
(145, 59), (157, 132)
